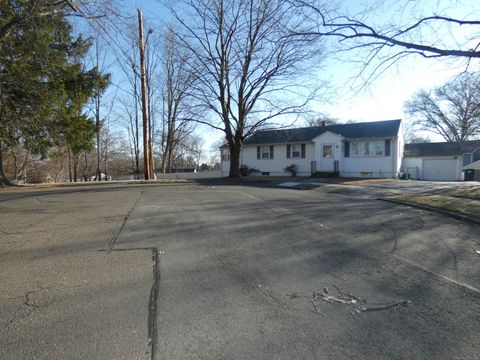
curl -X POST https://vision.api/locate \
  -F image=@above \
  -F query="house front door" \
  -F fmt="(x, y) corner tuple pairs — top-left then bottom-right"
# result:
(319, 143), (335, 171)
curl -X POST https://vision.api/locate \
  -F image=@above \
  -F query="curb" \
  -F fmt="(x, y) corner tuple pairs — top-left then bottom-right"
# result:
(378, 197), (480, 226)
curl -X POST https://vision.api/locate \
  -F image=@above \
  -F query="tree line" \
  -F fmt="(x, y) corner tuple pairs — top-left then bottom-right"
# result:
(1, 0), (479, 184)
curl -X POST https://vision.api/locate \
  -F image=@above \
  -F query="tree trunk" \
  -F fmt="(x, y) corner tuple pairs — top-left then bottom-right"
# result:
(54, 155), (64, 183)
(73, 155), (78, 182)
(68, 149), (72, 182)
(228, 142), (241, 178)
(14, 150), (29, 181)
(0, 142), (12, 186)
(83, 151), (89, 181)
(161, 150), (168, 174)
(104, 135), (108, 181)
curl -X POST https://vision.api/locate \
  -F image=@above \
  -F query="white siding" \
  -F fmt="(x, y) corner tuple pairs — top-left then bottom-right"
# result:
(403, 156), (462, 181)
(341, 138), (400, 178)
(401, 158), (423, 179)
(342, 156), (396, 178)
(396, 122), (405, 175)
(241, 143), (315, 176)
(312, 131), (342, 172)
(220, 148), (230, 176)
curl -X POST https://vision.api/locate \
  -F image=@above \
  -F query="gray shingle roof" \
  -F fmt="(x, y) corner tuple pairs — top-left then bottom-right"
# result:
(404, 140), (480, 157)
(242, 119), (401, 145)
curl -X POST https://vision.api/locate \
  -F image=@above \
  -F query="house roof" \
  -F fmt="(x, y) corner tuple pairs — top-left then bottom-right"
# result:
(404, 140), (480, 157)
(463, 159), (480, 170)
(242, 119), (402, 145)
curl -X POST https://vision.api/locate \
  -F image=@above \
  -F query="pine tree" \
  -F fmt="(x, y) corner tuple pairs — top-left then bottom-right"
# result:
(0, 0), (109, 185)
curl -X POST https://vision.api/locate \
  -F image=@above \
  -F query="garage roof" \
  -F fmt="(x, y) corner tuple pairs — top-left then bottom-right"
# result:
(404, 140), (480, 157)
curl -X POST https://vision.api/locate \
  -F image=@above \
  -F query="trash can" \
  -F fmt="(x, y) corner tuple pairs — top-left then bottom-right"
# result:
(464, 169), (475, 181)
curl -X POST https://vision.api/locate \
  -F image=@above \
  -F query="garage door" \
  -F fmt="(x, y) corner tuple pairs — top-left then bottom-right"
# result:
(423, 159), (458, 181)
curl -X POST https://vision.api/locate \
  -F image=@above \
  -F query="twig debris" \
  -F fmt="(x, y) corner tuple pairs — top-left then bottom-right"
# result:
(361, 300), (412, 312)
(287, 284), (412, 314)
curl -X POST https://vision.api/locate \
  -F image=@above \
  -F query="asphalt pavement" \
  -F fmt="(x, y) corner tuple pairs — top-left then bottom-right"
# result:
(1, 181), (479, 359)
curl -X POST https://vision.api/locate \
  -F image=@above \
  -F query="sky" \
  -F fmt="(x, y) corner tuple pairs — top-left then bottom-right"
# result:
(76, 0), (480, 159)
(313, 0), (480, 129)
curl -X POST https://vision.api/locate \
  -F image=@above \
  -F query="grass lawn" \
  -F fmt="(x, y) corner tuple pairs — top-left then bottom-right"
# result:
(429, 186), (480, 201)
(387, 194), (480, 222)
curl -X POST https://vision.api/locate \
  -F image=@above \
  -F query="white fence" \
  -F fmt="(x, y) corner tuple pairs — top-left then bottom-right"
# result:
(146, 171), (223, 180)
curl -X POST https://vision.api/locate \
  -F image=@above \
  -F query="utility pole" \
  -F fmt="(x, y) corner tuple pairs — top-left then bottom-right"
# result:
(138, 9), (150, 180)
(94, 40), (102, 181)
(132, 62), (140, 176)
(146, 28), (155, 179)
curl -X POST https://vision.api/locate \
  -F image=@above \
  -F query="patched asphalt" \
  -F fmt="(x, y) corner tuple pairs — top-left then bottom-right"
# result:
(1, 181), (479, 359)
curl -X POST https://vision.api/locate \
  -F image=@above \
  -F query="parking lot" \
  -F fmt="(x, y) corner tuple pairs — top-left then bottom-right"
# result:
(1, 180), (479, 359)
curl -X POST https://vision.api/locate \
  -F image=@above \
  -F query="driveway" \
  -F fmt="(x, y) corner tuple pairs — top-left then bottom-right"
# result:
(1, 182), (479, 359)
(299, 178), (480, 197)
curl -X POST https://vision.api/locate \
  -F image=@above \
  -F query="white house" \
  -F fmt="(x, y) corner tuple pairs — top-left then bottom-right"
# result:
(402, 140), (480, 181)
(221, 119), (404, 178)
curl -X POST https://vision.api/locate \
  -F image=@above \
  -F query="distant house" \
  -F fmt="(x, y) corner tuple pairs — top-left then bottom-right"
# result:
(402, 140), (480, 181)
(220, 119), (404, 178)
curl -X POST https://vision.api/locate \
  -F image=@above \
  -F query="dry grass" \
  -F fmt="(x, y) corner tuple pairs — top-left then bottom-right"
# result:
(339, 178), (399, 185)
(429, 186), (480, 201)
(387, 194), (480, 221)
(0, 179), (193, 193)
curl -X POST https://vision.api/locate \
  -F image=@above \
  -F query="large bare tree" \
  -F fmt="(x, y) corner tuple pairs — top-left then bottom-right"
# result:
(289, 0), (480, 81)
(405, 72), (480, 144)
(158, 26), (198, 173)
(170, 0), (323, 177)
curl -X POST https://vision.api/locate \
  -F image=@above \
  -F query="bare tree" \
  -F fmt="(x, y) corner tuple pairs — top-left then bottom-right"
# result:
(158, 25), (198, 173)
(303, 112), (338, 127)
(84, 38), (113, 181)
(171, 134), (204, 170)
(117, 97), (140, 175)
(289, 1), (480, 81)
(402, 121), (431, 144)
(170, 0), (323, 177)
(404, 72), (480, 144)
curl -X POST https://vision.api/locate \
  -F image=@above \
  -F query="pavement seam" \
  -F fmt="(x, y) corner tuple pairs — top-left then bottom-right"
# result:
(242, 188), (480, 295)
(107, 190), (145, 253)
(373, 247), (480, 294)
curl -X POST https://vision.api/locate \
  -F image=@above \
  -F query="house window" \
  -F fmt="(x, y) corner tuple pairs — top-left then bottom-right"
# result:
(351, 142), (359, 156)
(323, 144), (333, 158)
(257, 145), (274, 160)
(349, 141), (387, 157)
(292, 145), (301, 158)
(221, 153), (230, 161)
(363, 142), (370, 156)
(375, 142), (384, 156)
(286, 144), (306, 159)
(262, 146), (271, 159)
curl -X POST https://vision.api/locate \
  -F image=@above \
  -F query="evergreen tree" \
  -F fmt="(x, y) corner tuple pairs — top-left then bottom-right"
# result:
(0, 0), (109, 185)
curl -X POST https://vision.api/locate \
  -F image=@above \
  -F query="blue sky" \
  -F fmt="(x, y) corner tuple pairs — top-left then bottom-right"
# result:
(315, 0), (480, 131)
(75, 0), (480, 157)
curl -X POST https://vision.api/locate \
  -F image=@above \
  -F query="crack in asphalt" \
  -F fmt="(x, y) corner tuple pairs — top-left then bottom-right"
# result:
(148, 248), (160, 360)
(107, 190), (144, 253)
(105, 247), (160, 360)
(381, 222), (398, 253)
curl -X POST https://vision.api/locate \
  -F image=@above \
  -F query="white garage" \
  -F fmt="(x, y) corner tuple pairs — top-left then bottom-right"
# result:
(422, 158), (459, 181)
(402, 142), (472, 181)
